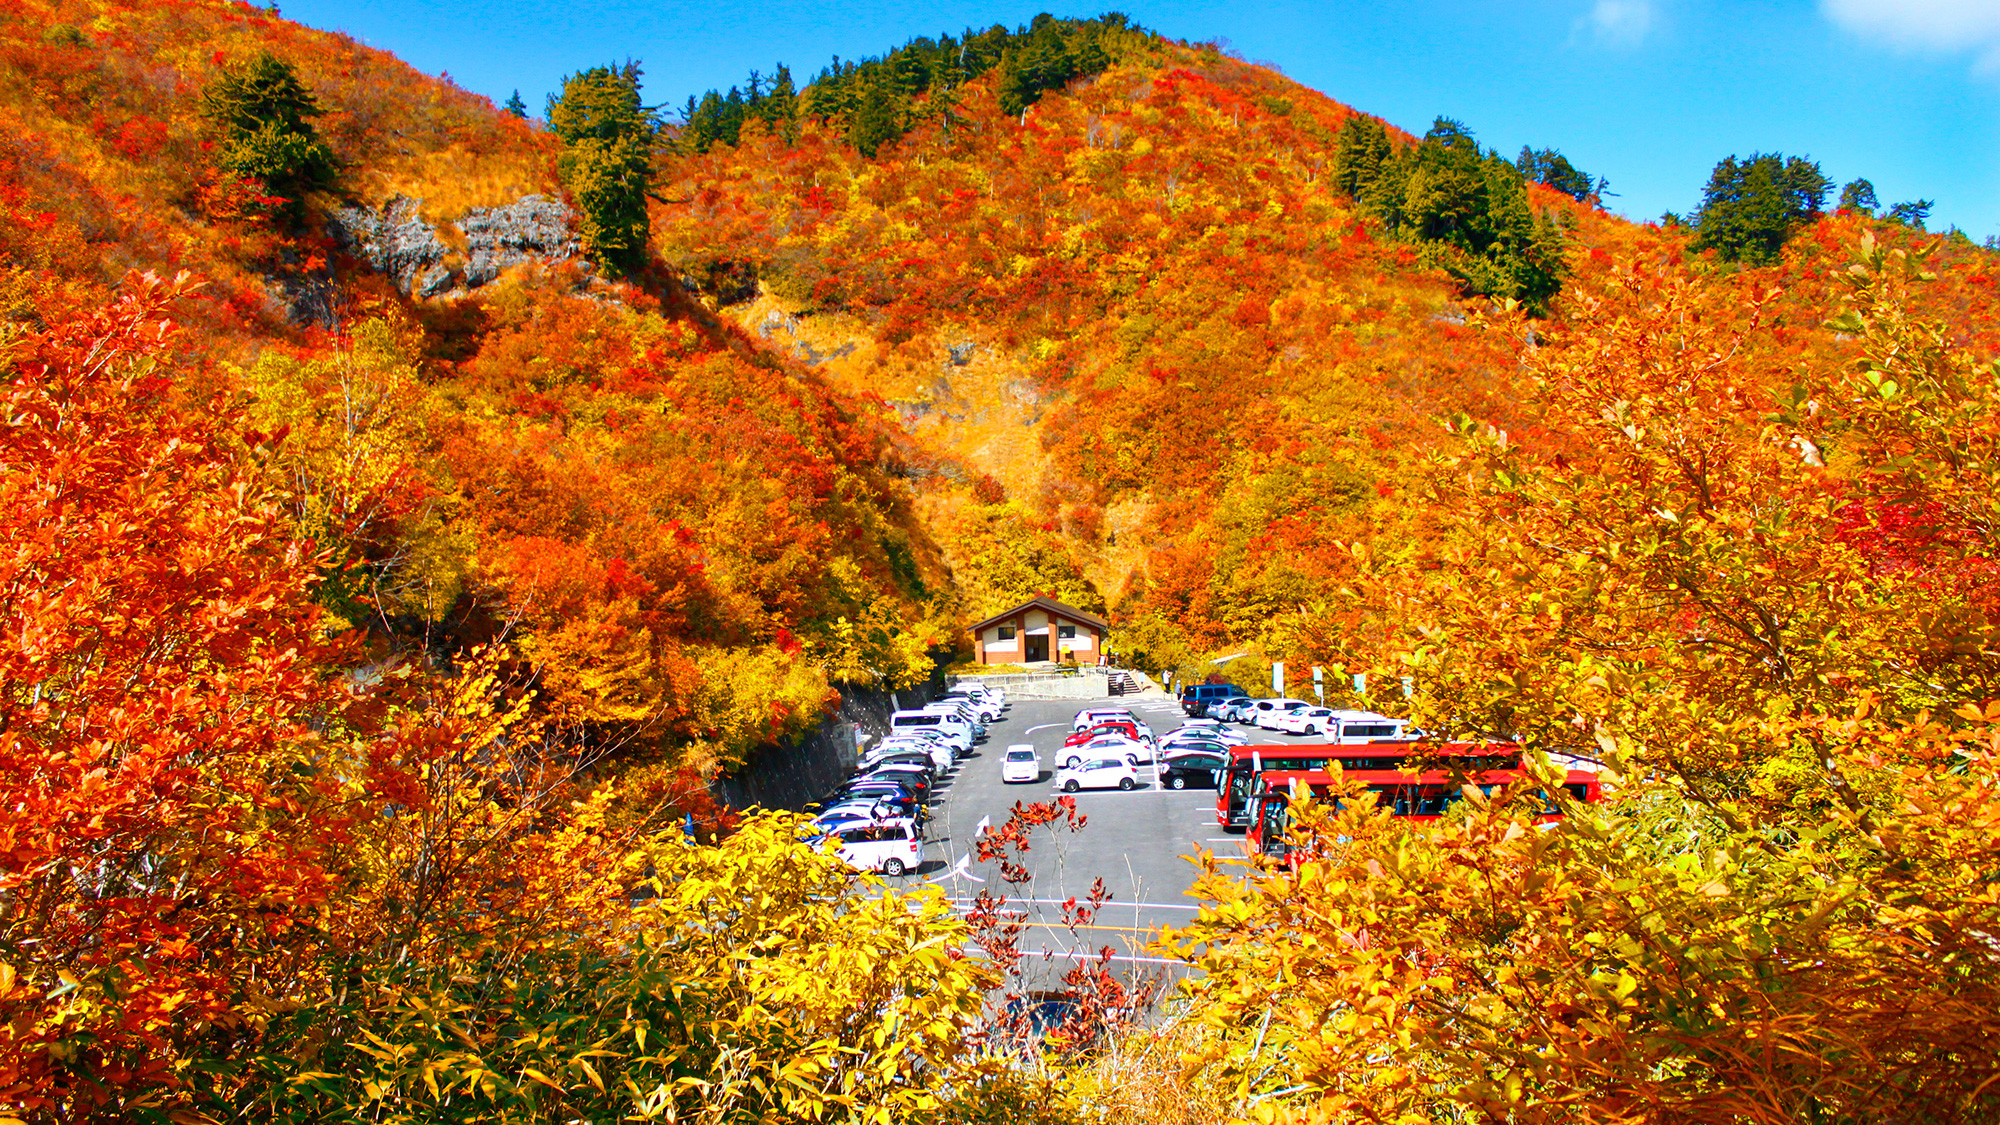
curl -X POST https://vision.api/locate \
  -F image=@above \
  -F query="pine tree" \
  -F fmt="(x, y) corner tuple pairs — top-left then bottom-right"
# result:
(1331, 115), (1391, 199)
(548, 62), (656, 278)
(199, 51), (338, 226)
(1887, 199), (1934, 230)
(849, 83), (902, 158)
(503, 89), (528, 118)
(1691, 153), (1829, 265)
(1838, 177), (1878, 214)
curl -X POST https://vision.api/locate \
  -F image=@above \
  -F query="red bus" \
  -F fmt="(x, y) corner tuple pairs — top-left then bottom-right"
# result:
(1244, 763), (1604, 857)
(1215, 745), (1335, 830)
(1215, 742), (1530, 831)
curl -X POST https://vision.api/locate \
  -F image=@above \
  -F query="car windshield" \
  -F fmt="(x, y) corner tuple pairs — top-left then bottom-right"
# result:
(1006, 750), (1035, 761)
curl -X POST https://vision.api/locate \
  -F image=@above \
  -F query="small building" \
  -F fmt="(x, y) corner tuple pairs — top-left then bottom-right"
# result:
(969, 595), (1110, 666)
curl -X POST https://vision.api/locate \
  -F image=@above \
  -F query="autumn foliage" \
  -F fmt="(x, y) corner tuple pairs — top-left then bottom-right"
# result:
(6, 0), (2000, 1120)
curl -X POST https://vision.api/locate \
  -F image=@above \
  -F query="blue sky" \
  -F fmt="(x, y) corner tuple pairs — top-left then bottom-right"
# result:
(284, 0), (2000, 238)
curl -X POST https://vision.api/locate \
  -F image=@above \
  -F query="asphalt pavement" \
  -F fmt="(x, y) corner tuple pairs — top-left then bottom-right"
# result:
(878, 692), (1322, 989)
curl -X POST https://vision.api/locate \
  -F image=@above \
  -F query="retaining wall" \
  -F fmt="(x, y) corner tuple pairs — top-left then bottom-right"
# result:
(713, 671), (944, 812)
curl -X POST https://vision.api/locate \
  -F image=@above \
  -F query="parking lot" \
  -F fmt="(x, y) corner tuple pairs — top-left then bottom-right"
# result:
(872, 691), (1321, 984)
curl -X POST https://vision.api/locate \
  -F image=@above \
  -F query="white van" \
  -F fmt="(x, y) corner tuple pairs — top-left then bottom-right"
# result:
(1249, 698), (1312, 729)
(828, 818), (923, 876)
(1321, 710), (1412, 743)
(890, 710), (973, 753)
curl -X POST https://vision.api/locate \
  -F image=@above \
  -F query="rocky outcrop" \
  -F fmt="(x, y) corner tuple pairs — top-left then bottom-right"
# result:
(327, 193), (581, 299)
(458, 195), (581, 287)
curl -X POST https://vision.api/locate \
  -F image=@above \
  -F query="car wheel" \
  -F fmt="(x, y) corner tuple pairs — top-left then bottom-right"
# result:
(883, 858), (906, 876)
(1119, 777), (1135, 791)
(1304, 725), (1318, 735)
(1063, 779), (1080, 793)
(1169, 775), (1186, 790)
(1065, 755), (1081, 769)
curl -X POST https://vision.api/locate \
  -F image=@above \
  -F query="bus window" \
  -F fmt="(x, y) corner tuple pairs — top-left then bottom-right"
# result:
(1414, 788), (1458, 817)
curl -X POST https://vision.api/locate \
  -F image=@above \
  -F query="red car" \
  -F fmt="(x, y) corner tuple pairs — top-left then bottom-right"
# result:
(1063, 720), (1145, 748)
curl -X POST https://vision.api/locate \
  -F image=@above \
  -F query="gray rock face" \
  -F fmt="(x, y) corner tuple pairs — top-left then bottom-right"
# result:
(459, 195), (580, 287)
(327, 193), (580, 298)
(327, 195), (453, 298)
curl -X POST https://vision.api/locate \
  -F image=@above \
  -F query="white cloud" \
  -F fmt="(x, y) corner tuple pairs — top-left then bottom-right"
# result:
(1822, 0), (2000, 67)
(1583, 0), (1656, 47)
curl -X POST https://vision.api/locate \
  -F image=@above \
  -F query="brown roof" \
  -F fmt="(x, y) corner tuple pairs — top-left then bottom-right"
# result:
(969, 595), (1109, 634)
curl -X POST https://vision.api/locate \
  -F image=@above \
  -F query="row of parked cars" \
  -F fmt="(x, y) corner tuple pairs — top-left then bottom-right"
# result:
(1000, 706), (1251, 793)
(804, 681), (1009, 876)
(1181, 684), (1410, 742)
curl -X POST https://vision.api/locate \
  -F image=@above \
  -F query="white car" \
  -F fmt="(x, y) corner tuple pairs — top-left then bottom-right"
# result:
(1273, 706), (1337, 735)
(1001, 744), (1040, 783)
(1214, 697), (1257, 723)
(1169, 720), (1246, 745)
(863, 741), (951, 772)
(1071, 707), (1139, 733)
(825, 817), (924, 876)
(889, 710), (973, 754)
(1157, 734), (1233, 759)
(1059, 733), (1149, 770)
(1323, 710), (1413, 743)
(1249, 698), (1313, 730)
(1053, 757), (1144, 792)
(940, 689), (1000, 723)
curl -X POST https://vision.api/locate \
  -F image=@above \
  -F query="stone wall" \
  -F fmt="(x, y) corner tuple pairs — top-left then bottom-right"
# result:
(713, 672), (946, 812)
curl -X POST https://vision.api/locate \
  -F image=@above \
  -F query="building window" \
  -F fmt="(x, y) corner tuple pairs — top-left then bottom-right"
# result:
(997, 626), (1016, 640)
(1058, 624), (1077, 639)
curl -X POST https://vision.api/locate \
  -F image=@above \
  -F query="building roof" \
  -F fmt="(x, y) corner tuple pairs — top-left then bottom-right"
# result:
(969, 595), (1109, 634)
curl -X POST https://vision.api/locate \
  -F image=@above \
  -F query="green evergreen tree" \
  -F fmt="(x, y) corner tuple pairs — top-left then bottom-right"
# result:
(503, 89), (528, 118)
(1887, 199), (1934, 230)
(1838, 177), (1878, 214)
(1690, 153), (1830, 265)
(1331, 115), (1391, 199)
(199, 51), (338, 225)
(1515, 146), (1595, 201)
(849, 83), (903, 158)
(548, 61), (656, 278)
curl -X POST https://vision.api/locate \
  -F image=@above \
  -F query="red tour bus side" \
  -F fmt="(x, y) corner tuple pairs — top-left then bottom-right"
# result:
(1244, 762), (1603, 856)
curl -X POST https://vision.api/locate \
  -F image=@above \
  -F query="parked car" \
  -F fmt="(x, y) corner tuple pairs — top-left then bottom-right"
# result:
(1063, 719), (1154, 751)
(867, 734), (954, 770)
(824, 817), (923, 876)
(1157, 750), (1226, 790)
(1273, 706), (1338, 735)
(939, 689), (1000, 723)
(1060, 733), (1149, 770)
(1157, 734), (1232, 760)
(1212, 697), (1257, 722)
(1249, 698), (1312, 729)
(1053, 757), (1144, 792)
(833, 776), (923, 807)
(1071, 707), (1141, 733)
(820, 786), (919, 823)
(1001, 744), (1040, 783)
(923, 701), (984, 738)
(863, 766), (932, 799)
(889, 710), (973, 755)
(1167, 720), (1246, 746)
(1179, 682), (1245, 717)
(1322, 710), (1414, 743)
(882, 727), (964, 762)
(859, 748), (939, 776)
